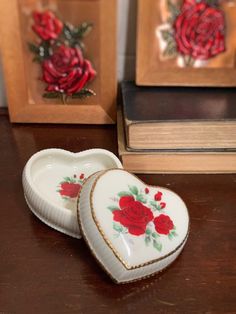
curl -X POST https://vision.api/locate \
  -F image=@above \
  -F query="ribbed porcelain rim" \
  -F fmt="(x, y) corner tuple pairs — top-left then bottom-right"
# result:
(22, 148), (123, 238)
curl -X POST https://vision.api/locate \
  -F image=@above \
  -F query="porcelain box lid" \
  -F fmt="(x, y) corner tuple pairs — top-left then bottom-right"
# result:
(78, 168), (190, 283)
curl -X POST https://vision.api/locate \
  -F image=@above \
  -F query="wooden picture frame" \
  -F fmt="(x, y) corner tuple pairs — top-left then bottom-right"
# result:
(0, 0), (117, 124)
(136, 0), (236, 87)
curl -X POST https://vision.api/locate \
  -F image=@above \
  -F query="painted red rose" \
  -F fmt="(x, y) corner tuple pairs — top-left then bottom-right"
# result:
(154, 214), (174, 235)
(174, 1), (225, 60)
(42, 45), (96, 95)
(32, 11), (63, 41)
(154, 191), (162, 201)
(160, 202), (166, 209)
(145, 188), (149, 194)
(59, 182), (81, 198)
(113, 197), (154, 236)
(119, 195), (135, 209)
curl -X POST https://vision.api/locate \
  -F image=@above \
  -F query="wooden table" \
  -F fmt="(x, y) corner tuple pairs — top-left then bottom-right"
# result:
(0, 110), (235, 313)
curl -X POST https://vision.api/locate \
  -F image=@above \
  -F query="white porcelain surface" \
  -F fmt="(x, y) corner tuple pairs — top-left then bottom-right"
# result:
(78, 169), (189, 283)
(22, 148), (123, 238)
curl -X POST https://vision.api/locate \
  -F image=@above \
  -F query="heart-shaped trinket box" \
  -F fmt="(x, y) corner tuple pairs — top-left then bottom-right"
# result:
(78, 169), (189, 283)
(22, 149), (123, 238)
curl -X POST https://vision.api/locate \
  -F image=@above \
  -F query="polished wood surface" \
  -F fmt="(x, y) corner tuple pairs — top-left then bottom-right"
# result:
(0, 111), (235, 313)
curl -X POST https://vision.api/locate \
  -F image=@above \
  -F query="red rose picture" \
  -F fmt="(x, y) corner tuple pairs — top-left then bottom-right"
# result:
(113, 196), (154, 236)
(43, 45), (96, 96)
(154, 214), (174, 235)
(174, 1), (225, 60)
(32, 11), (63, 41)
(29, 10), (96, 102)
(158, 0), (226, 67)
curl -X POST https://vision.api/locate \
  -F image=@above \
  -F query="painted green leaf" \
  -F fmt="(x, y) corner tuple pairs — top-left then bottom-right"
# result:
(43, 92), (61, 99)
(153, 239), (162, 252)
(145, 229), (152, 235)
(161, 30), (173, 41)
(113, 222), (123, 233)
(40, 41), (51, 58)
(28, 42), (40, 55)
(163, 41), (177, 57)
(73, 41), (85, 50)
(71, 89), (96, 99)
(73, 22), (93, 39)
(150, 201), (157, 207)
(117, 191), (132, 197)
(62, 22), (92, 48)
(150, 201), (162, 211)
(107, 205), (120, 213)
(171, 231), (178, 237)
(152, 232), (159, 239)
(167, 0), (180, 22)
(64, 177), (72, 182)
(136, 194), (147, 204)
(29, 41), (51, 61)
(168, 233), (173, 240)
(63, 23), (73, 40)
(150, 201), (159, 211)
(62, 177), (77, 184)
(128, 185), (139, 195)
(145, 236), (151, 246)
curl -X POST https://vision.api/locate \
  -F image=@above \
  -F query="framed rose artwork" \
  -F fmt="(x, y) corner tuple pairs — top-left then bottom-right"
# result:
(0, 0), (117, 123)
(136, 0), (236, 86)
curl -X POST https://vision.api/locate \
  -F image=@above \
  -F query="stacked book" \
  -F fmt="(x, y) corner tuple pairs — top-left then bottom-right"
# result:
(118, 82), (236, 173)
